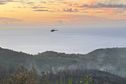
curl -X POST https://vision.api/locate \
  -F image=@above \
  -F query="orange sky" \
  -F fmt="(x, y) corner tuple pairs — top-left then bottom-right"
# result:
(0, 0), (126, 25)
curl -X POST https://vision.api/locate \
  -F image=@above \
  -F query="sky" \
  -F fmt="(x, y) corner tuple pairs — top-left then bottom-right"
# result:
(0, 0), (126, 54)
(0, 0), (126, 25)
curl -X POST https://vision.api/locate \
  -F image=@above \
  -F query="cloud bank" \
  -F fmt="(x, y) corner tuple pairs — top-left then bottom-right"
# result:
(81, 0), (126, 9)
(0, 17), (22, 24)
(0, 0), (13, 4)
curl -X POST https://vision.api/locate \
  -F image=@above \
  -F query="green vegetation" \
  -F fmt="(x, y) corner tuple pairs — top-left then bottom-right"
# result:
(0, 66), (94, 84)
(0, 65), (125, 84)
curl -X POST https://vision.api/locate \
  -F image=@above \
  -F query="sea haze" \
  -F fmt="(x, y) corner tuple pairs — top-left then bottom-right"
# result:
(0, 25), (126, 54)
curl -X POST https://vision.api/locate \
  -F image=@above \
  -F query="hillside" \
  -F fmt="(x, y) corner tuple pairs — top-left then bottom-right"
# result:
(86, 48), (126, 77)
(0, 47), (126, 77)
(0, 47), (33, 70)
(44, 69), (126, 84)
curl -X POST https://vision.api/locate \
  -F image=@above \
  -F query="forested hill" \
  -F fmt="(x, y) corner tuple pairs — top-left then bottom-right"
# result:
(0, 47), (33, 69)
(0, 47), (126, 77)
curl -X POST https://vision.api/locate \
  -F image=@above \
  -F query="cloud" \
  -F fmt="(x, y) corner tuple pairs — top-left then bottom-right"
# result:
(82, 3), (126, 9)
(33, 9), (49, 12)
(0, 17), (22, 24)
(63, 8), (78, 12)
(32, 6), (49, 12)
(32, 6), (46, 9)
(78, 0), (126, 9)
(0, 0), (13, 4)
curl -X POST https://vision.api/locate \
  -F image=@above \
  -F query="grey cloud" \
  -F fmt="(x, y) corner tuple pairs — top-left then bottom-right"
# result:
(82, 3), (126, 9)
(0, 0), (13, 4)
(32, 6), (46, 9)
(31, 5), (49, 12)
(63, 8), (78, 12)
(33, 9), (49, 12)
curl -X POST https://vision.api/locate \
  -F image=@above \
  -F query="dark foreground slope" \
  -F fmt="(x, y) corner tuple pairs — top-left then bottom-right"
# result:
(44, 70), (126, 84)
(1, 68), (126, 84)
